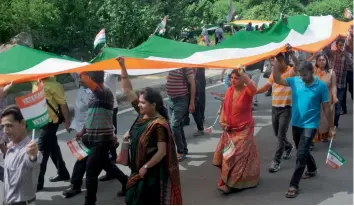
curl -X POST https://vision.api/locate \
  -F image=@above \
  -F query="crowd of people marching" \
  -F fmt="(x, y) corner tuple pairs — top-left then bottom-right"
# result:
(0, 23), (352, 205)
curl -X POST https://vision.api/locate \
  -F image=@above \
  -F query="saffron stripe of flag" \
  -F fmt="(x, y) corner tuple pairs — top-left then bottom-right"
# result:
(326, 148), (346, 169)
(67, 139), (89, 160)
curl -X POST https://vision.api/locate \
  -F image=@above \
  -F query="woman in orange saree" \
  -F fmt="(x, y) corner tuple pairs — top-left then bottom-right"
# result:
(213, 69), (260, 194)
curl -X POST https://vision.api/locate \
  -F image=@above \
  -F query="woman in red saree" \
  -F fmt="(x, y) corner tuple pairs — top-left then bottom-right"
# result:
(213, 69), (260, 194)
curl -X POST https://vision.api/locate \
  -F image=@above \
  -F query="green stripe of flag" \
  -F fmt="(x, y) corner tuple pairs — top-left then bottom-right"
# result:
(25, 111), (49, 130)
(329, 148), (346, 164)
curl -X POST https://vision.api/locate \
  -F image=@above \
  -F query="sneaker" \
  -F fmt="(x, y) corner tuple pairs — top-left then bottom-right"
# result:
(283, 145), (294, 160)
(269, 161), (280, 173)
(193, 130), (204, 137)
(62, 185), (81, 198)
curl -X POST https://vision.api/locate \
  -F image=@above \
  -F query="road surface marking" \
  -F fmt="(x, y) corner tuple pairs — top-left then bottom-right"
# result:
(187, 161), (206, 167)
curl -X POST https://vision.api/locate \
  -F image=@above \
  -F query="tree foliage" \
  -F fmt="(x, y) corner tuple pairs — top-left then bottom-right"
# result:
(0, 0), (352, 60)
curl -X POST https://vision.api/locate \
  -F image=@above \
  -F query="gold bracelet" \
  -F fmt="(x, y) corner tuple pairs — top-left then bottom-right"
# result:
(121, 76), (128, 79)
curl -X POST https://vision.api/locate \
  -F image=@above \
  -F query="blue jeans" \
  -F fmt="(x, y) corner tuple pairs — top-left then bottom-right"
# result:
(290, 127), (317, 189)
(168, 95), (189, 154)
(335, 88), (346, 127)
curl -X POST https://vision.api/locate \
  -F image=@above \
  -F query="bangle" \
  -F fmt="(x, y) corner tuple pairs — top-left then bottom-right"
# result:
(121, 76), (128, 79)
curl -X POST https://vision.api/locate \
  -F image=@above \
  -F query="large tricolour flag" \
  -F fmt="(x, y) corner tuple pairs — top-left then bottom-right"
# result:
(15, 81), (49, 129)
(326, 148), (346, 169)
(94, 29), (106, 49)
(0, 15), (352, 86)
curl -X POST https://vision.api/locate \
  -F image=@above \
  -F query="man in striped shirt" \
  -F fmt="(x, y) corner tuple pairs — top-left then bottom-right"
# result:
(166, 68), (196, 162)
(329, 38), (353, 129)
(257, 47), (299, 173)
(77, 71), (127, 204)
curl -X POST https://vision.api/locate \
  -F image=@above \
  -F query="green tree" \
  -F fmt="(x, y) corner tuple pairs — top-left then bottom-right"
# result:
(305, 0), (353, 20)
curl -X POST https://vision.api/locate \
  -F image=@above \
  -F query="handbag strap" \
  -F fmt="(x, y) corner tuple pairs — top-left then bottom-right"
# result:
(46, 99), (59, 116)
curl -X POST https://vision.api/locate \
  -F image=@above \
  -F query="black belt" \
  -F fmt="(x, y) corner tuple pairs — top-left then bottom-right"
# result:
(5, 197), (36, 205)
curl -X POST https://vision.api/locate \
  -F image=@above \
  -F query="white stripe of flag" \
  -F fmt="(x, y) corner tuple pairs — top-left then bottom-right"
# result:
(326, 148), (345, 169)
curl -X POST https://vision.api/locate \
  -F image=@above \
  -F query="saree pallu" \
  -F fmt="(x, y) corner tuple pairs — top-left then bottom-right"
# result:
(125, 117), (182, 205)
(212, 120), (260, 189)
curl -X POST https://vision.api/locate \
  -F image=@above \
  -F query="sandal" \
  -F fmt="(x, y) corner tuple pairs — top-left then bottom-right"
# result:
(177, 153), (186, 162)
(302, 171), (317, 179)
(285, 187), (299, 198)
(218, 185), (231, 194)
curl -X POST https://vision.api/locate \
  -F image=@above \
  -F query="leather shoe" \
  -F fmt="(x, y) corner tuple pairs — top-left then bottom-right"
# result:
(63, 185), (81, 198)
(49, 175), (70, 182)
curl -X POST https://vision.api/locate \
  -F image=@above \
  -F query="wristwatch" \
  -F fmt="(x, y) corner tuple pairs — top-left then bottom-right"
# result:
(29, 155), (37, 162)
(144, 164), (148, 169)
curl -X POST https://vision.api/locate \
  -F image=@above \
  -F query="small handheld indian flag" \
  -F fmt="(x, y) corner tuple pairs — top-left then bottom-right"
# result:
(15, 81), (49, 130)
(15, 81), (49, 140)
(326, 138), (346, 169)
(344, 8), (353, 19)
(94, 29), (106, 49)
(156, 16), (167, 35)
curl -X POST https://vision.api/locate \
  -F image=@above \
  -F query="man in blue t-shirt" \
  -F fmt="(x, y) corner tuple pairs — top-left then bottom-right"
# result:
(273, 60), (334, 198)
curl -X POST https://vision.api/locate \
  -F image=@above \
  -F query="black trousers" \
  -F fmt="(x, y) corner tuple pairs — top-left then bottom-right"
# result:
(70, 147), (127, 189)
(289, 126), (317, 189)
(184, 82), (206, 131)
(85, 141), (127, 205)
(342, 71), (353, 113)
(37, 122), (70, 187)
(272, 106), (292, 164)
(0, 165), (3, 182)
(109, 107), (118, 161)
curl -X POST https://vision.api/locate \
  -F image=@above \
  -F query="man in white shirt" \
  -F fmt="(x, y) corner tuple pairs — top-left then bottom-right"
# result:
(2, 105), (42, 205)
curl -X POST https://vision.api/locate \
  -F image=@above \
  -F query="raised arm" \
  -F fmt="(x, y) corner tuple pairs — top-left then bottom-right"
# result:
(286, 44), (300, 71)
(273, 58), (289, 86)
(79, 72), (104, 96)
(116, 57), (138, 103)
(237, 69), (256, 96)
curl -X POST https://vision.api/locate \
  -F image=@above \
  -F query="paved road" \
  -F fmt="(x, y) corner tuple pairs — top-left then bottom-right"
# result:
(0, 77), (352, 205)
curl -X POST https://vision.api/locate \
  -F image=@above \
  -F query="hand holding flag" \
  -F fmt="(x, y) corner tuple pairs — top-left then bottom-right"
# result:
(344, 8), (353, 19)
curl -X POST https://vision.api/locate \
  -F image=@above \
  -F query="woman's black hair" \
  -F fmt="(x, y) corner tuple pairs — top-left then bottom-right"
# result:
(229, 69), (251, 79)
(140, 87), (169, 120)
(314, 53), (330, 73)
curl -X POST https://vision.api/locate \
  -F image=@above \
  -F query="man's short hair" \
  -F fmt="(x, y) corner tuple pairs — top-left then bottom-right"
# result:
(336, 38), (345, 45)
(1, 105), (24, 122)
(298, 61), (314, 73)
(87, 71), (104, 84)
